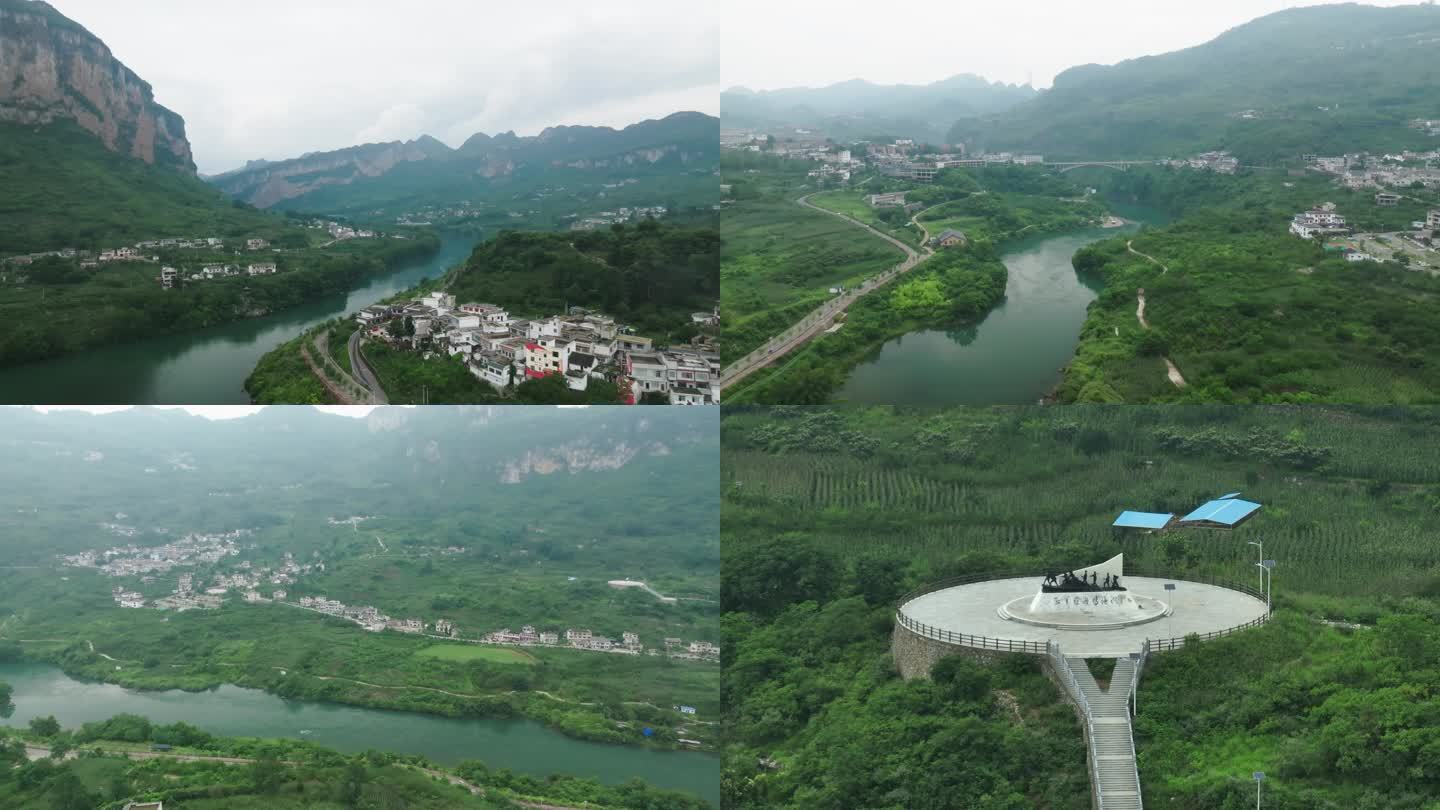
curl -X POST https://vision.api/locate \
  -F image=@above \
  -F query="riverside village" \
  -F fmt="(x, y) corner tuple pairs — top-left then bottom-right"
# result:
(356, 292), (722, 405)
(60, 522), (720, 665)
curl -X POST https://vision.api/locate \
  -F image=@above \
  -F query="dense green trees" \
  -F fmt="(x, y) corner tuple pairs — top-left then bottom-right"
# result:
(0, 121), (295, 254)
(0, 232), (441, 367)
(28, 715), (60, 738)
(1061, 187), (1440, 403)
(449, 221), (717, 339)
(0, 716), (705, 809)
(722, 406), (1440, 808)
(722, 546), (1092, 810)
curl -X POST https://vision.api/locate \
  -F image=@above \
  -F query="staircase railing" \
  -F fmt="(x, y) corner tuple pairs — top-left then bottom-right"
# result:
(1048, 641), (1107, 810)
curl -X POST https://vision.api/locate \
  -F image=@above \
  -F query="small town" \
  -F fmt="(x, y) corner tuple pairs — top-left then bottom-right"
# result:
(1306, 148), (1440, 190)
(287, 595), (719, 663)
(722, 128), (1260, 186)
(0, 218), (397, 289)
(57, 521), (719, 666)
(1290, 201), (1440, 268)
(568, 205), (669, 231)
(356, 291), (722, 404)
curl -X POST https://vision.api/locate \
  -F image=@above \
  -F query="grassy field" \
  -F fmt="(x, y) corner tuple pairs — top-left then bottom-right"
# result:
(414, 644), (536, 665)
(805, 190), (923, 248)
(1057, 167), (1440, 404)
(721, 194), (901, 365)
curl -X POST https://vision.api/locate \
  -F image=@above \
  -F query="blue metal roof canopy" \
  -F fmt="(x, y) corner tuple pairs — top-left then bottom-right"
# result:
(1218, 491), (1242, 500)
(1178, 497), (1262, 527)
(1112, 511), (1174, 529)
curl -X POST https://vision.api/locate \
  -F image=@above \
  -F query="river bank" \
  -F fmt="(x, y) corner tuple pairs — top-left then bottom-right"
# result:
(0, 231), (475, 404)
(0, 661), (719, 805)
(826, 202), (1167, 405)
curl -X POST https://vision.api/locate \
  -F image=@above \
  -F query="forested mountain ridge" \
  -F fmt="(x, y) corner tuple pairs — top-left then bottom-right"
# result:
(209, 112), (720, 211)
(948, 3), (1440, 161)
(204, 137), (459, 209)
(0, 0), (194, 172)
(447, 220), (719, 335)
(723, 74), (1035, 143)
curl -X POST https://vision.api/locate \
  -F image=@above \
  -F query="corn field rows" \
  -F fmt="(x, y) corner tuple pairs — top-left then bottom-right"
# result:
(723, 410), (1440, 598)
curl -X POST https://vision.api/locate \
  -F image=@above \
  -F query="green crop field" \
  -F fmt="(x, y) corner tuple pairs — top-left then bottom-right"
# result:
(414, 644), (536, 665)
(804, 190), (923, 247)
(721, 194), (901, 365)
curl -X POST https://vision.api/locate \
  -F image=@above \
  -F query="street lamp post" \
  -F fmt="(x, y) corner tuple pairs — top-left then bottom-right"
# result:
(1261, 559), (1276, 609)
(1163, 583), (1176, 646)
(1254, 771), (1265, 809)
(1247, 540), (1263, 597)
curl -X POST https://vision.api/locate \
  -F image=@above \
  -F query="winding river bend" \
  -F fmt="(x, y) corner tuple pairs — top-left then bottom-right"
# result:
(0, 662), (718, 805)
(834, 205), (1166, 405)
(0, 233), (478, 405)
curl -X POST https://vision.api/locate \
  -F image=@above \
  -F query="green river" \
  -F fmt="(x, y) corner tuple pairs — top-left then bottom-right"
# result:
(0, 233), (478, 405)
(834, 205), (1167, 405)
(0, 662), (718, 805)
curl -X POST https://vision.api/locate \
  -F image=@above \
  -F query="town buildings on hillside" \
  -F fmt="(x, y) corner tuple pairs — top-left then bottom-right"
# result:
(356, 294), (721, 404)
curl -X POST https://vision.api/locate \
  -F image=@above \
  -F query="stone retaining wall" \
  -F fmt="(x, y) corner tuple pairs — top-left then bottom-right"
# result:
(891, 620), (1006, 680)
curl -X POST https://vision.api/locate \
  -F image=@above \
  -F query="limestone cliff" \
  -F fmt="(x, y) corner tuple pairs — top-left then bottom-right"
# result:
(210, 111), (720, 209)
(0, 0), (195, 172)
(208, 137), (455, 209)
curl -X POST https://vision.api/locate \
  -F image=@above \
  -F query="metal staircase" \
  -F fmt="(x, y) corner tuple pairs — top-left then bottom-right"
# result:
(1049, 644), (1143, 810)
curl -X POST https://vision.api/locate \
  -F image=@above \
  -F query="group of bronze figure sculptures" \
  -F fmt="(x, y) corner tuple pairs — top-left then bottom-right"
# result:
(1040, 570), (1126, 593)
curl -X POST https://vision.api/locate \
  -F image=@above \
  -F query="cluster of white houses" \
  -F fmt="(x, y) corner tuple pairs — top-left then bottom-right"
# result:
(568, 206), (669, 231)
(1306, 150), (1440, 191)
(285, 597), (721, 660)
(480, 625), (720, 661)
(357, 292), (721, 404)
(1162, 150), (1239, 174)
(295, 595), (423, 633)
(73, 532), (326, 612)
(161, 262), (277, 288)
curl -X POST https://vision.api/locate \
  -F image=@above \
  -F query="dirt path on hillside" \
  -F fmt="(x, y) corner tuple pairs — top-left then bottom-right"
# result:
(1135, 288), (1186, 388)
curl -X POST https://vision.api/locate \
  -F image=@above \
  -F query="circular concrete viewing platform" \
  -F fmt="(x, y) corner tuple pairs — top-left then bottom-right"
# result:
(897, 574), (1268, 658)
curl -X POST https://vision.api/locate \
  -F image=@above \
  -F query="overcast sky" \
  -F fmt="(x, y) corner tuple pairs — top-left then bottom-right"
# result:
(27, 406), (381, 419)
(723, 0), (1413, 92)
(48, 1), (717, 175)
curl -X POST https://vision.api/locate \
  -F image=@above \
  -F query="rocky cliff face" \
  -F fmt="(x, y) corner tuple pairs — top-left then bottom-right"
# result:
(0, 0), (195, 172)
(209, 138), (450, 209)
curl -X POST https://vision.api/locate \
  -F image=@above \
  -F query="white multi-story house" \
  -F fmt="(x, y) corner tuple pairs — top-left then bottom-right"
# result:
(1290, 209), (1349, 239)
(247, 263), (277, 276)
(565, 628), (592, 645)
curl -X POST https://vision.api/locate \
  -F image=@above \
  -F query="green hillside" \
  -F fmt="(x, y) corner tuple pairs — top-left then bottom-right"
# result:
(210, 113), (721, 223)
(447, 220), (719, 338)
(949, 3), (1440, 161)
(0, 122), (296, 254)
(722, 405), (1440, 809)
